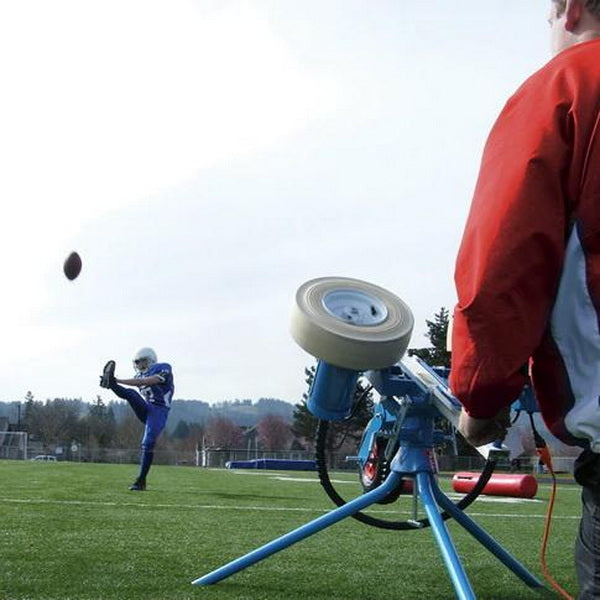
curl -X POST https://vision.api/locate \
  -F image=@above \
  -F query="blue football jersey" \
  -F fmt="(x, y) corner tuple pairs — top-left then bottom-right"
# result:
(136, 362), (174, 408)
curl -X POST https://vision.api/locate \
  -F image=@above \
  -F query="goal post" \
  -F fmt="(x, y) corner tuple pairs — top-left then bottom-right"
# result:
(0, 431), (28, 460)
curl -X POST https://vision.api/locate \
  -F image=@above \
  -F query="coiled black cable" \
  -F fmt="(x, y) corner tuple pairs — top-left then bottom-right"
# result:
(315, 419), (498, 530)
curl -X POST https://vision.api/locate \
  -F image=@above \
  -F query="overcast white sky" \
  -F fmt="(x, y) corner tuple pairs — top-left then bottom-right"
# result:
(1, 0), (550, 405)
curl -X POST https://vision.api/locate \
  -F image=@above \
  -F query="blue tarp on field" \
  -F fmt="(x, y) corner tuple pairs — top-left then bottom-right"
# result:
(225, 458), (317, 471)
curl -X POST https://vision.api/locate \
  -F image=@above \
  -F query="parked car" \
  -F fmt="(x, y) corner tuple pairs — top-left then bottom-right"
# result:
(31, 455), (57, 462)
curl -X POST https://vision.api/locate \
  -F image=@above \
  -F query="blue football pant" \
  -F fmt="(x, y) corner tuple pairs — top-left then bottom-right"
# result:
(110, 384), (169, 482)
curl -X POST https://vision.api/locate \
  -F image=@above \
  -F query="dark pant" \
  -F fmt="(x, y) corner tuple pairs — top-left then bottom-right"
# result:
(111, 384), (169, 482)
(575, 450), (600, 599)
(576, 486), (600, 599)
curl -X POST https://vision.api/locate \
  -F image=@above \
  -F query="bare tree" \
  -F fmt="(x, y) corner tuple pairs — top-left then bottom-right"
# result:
(114, 412), (143, 449)
(205, 416), (244, 449)
(27, 398), (82, 450)
(257, 415), (292, 450)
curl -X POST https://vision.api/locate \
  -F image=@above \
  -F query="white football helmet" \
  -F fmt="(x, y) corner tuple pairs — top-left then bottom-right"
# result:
(133, 347), (157, 374)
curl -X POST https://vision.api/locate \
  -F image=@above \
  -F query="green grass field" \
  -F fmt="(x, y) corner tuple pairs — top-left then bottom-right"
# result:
(0, 460), (581, 600)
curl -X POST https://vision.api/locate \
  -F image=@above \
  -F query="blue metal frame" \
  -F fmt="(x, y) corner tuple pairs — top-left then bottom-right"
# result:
(192, 361), (543, 598)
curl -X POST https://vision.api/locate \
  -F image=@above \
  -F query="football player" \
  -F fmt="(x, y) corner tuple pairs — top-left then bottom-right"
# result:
(100, 347), (174, 491)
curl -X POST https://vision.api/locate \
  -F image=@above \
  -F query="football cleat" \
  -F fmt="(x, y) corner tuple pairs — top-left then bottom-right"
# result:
(128, 480), (146, 491)
(99, 360), (116, 389)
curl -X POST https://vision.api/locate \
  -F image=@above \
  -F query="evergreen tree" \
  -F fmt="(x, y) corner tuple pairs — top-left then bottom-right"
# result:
(22, 392), (39, 434)
(85, 396), (116, 450)
(172, 420), (191, 440)
(408, 307), (480, 457)
(407, 307), (451, 368)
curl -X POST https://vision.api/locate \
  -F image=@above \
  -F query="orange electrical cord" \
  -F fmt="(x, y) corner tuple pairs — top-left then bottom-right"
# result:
(536, 446), (574, 600)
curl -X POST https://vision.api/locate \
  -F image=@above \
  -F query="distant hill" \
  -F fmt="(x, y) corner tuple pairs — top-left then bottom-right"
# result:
(0, 397), (296, 434)
(162, 398), (295, 433)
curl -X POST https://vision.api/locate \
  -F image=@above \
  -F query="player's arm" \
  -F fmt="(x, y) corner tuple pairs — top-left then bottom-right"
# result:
(118, 366), (171, 388)
(117, 375), (164, 387)
(450, 72), (572, 431)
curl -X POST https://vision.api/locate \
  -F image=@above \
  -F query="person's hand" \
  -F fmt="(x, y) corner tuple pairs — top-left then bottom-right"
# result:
(458, 406), (511, 447)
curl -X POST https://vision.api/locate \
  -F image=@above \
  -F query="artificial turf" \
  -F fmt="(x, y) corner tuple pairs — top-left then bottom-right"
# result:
(0, 460), (580, 599)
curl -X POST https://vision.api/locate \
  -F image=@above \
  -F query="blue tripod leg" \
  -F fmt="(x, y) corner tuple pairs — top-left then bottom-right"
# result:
(416, 472), (477, 600)
(192, 471), (402, 586)
(431, 482), (543, 588)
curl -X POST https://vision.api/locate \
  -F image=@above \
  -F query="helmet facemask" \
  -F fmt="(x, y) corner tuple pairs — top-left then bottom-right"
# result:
(133, 347), (157, 375)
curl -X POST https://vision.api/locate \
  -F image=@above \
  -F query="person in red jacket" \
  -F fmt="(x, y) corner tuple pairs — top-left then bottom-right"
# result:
(449, 2), (600, 598)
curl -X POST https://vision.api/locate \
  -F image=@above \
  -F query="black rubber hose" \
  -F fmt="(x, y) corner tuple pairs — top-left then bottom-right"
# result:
(315, 419), (497, 530)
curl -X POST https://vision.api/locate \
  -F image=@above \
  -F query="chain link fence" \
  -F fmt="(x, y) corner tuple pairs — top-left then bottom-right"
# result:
(19, 445), (574, 476)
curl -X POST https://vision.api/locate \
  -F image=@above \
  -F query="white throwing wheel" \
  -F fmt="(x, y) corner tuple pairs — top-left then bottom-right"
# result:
(290, 276), (414, 371)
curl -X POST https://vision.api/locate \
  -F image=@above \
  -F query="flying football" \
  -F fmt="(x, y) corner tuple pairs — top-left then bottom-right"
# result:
(63, 251), (82, 280)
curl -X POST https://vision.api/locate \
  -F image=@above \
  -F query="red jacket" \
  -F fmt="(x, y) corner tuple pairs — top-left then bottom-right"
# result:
(450, 39), (600, 449)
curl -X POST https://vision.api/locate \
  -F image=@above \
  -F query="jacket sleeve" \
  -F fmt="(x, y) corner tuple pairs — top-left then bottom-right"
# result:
(449, 70), (573, 419)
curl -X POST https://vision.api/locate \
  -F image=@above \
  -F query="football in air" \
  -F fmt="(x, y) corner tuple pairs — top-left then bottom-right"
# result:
(63, 251), (82, 280)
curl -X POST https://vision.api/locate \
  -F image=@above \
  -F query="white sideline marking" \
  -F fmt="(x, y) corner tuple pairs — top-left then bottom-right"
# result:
(229, 471), (355, 484)
(0, 497), (579, 519)
(270, 476), (354, 484)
